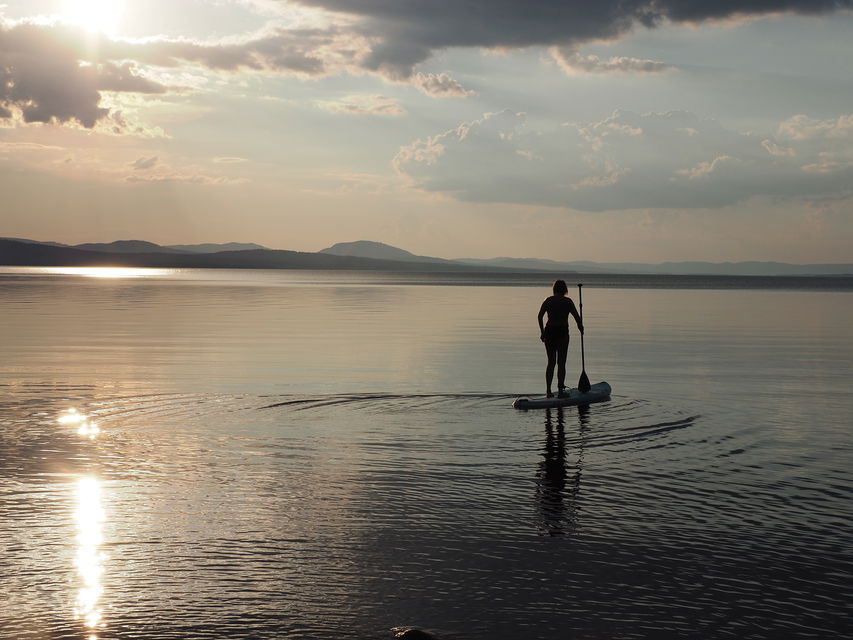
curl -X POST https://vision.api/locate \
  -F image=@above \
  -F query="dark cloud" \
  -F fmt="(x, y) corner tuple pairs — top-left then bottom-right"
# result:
(394, 109), (853, 211)
(0, 23), (167, 128)
(288, 0), (853, 74)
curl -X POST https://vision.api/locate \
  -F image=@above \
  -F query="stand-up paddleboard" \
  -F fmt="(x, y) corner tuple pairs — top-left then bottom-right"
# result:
(513, 381), (611, 409)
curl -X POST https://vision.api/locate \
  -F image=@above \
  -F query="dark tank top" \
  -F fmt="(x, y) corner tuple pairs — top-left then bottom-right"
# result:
(541, 295), (576, 330)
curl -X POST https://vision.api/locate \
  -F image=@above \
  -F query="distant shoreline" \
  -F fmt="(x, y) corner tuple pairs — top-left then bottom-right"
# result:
(3, 265), (852, 292)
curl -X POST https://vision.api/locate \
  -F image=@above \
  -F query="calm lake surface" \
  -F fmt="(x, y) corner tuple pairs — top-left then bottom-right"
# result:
(1, 267), (851, 639)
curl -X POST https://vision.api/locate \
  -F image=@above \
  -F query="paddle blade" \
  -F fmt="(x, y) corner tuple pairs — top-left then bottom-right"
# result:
(578, 370), (591, 393)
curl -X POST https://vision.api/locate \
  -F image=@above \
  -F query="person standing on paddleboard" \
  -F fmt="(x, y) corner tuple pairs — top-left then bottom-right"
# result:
(537, 279), (584, 398)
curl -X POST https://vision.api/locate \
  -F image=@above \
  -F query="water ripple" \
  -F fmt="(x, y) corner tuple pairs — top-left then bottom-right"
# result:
(1, 390), (850, 639)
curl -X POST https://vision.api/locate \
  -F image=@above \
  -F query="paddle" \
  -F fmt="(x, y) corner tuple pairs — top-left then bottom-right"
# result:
(577, 283), (591, 393)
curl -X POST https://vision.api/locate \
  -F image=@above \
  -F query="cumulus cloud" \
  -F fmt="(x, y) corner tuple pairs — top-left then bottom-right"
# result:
(317, 94), (405, 116)
(394, 109), (853, 211)
(0, 22), (168, 128)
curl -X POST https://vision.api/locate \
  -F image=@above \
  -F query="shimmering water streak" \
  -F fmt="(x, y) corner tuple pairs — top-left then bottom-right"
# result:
(35, 267), (176, 279)
(59, 407), (101, 439)
(74, 476), (105, 635)
(62, 408), (106, 636)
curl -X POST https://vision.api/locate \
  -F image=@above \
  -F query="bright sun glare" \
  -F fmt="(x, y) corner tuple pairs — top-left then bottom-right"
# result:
(62, 0), (125, 36)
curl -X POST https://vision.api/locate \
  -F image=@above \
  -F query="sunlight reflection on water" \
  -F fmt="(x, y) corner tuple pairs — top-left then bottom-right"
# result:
(74, 476), (106, 636)
(37, 267), (175, 279)
(59, 407), (101, 439)
(64, 407), (107, 636)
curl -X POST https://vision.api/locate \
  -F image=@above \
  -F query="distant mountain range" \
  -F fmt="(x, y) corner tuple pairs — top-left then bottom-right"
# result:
(3, 238), (267, 254)
(320, 240), (853, 276)
(2, 237), (851, 276)
(0, 238), (507, 272)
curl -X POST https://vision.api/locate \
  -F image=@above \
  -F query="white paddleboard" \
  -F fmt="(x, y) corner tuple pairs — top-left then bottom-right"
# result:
(513, 381), (611, 409)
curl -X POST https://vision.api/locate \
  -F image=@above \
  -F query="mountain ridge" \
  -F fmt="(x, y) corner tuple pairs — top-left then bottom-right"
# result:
(319, 240), (449, 264)
(0, 238), (513, 272)
(0, 238), (269, 254)
(2, 237), (851, 276)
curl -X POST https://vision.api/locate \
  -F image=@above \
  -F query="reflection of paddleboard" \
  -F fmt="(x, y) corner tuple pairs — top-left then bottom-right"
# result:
(513, 381), (611, 410)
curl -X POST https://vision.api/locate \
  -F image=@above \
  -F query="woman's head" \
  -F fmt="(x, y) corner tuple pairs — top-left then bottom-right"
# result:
(552, 279), (568, 296)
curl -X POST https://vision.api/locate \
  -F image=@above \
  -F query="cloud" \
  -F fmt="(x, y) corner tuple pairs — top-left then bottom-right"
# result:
(394, 109), (853, 211)
(777, 114), (853, 142)
(410, 72), (474, 97)
(124, 169), (248, 185)
(0, 141), (64, 152)
(0, 22), (168, 129)
(100, 28), (348, 75)
(90, 104), (169, 138)
(4, 1), (850, 132)
(288, 0), (853, 76)
(0, 19), (441, 130)
(131, 155), (159, 170)
(550, 47), (674, 75)
(102, 28), (473, 96)
(316, 94), (405, 116)
(776, 115), (853, 175)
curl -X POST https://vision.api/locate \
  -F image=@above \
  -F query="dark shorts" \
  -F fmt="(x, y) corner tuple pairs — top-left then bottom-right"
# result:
(543, 325), (569, 349)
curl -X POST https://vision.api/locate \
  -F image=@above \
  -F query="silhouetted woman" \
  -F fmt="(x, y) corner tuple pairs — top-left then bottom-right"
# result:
(537, 279), (583, 397)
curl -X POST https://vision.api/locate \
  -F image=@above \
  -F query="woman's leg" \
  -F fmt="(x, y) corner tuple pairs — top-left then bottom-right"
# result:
(556, 336), (569, 391)
(544, 341), (557, 396)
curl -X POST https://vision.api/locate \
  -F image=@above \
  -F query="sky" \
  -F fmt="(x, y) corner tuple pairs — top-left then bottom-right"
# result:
(1, 0), (852, 263)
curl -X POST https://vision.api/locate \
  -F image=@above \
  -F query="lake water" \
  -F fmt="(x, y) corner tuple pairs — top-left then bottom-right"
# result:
(1, 267), (851, 639)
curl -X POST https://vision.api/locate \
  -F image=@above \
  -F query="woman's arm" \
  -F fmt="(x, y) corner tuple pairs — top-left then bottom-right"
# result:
(570, 299), (584, 334)
(537, 300), (547, 341)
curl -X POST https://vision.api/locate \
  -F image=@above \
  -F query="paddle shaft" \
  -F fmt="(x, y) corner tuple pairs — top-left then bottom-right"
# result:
(578, 284), (585, 369)
(577, 284), (591, 392)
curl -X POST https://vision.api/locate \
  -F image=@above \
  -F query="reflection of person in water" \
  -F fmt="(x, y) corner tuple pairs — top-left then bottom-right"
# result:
(536, 407), (568, 536)
(535, 406), (588, 536)
(537, 279), (583, 398)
